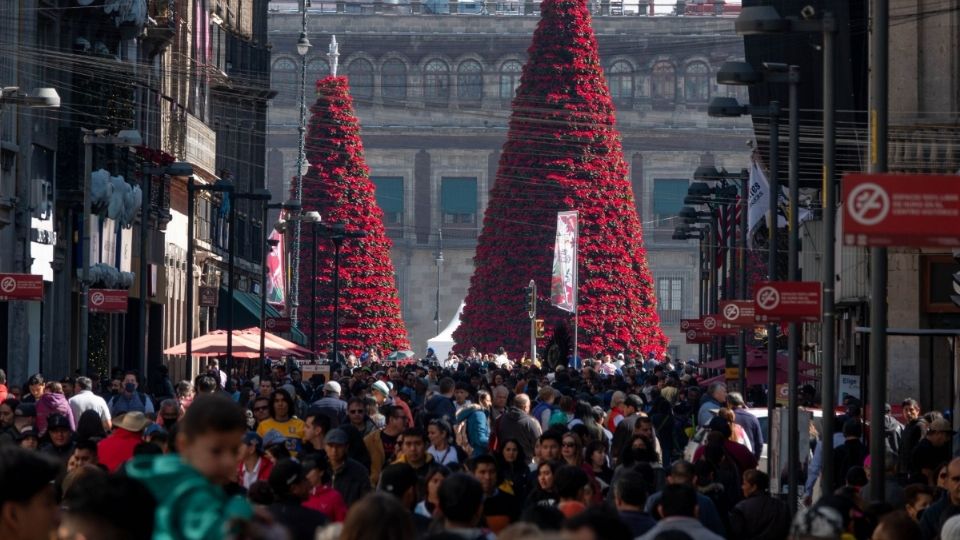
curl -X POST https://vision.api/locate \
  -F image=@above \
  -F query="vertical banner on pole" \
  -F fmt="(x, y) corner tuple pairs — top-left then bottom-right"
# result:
(550, 211), (579, 312)
(266, 228), (286, 313)
(551, 211), (578, 364)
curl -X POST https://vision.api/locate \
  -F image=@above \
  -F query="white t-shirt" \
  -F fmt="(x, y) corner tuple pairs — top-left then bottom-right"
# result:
(68, 390), (112, 424)
(428, 445), (460, 466)
(241, 458), (263, 488)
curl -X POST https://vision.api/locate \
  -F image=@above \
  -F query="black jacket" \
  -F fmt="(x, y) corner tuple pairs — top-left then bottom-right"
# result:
(331, 457), (371, 506)
(269, 497), (329, 540)
(728, 493), (791, 540)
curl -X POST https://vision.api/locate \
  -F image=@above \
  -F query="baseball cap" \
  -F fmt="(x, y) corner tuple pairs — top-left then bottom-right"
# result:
(47, 414), (72, 432)
(325, 428), (349, 446)
(268, 458), (306, 495)
(16, 427), (39, 442)
(371, 380), (390, 396)
(323, 381), (342, 395)
(15, 403), (36, 418)
(262, 429), (287, 449)
(242, 432), (263, 452)
(378, 463), (418, 498)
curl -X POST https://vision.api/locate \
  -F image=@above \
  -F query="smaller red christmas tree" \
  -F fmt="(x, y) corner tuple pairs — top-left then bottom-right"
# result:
(297, 76), (410, 354)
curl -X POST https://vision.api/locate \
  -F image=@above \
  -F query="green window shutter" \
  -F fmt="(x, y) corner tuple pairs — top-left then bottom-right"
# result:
(371, 177), (404, 214)
(653, 178), (689, 217)
(441, 177), (477, 214)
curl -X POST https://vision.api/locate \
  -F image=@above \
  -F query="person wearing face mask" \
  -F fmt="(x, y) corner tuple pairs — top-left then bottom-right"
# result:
(157, 399), (181, 429)
(109, 372), (155, 416)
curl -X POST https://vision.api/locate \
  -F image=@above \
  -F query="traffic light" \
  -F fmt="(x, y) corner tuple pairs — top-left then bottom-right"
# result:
(952, 249), (960, 308)
(525, 280), (537, 315)
(535, 319), (545, 339)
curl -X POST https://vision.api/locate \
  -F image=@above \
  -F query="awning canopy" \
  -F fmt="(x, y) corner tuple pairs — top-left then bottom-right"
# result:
(217, 288), (307, 345)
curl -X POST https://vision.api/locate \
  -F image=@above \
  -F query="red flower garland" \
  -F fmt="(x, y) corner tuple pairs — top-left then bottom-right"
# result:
(453, 0), (668, 358)
(297, 77), (410, 354)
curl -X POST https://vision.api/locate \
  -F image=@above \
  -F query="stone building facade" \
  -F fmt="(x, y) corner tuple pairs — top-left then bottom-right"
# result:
(267, 6), (754, 358)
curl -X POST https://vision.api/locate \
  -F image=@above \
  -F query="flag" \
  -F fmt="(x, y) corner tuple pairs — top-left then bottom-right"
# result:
(550, 211), (578, 313)
(748, 159), (785, 233)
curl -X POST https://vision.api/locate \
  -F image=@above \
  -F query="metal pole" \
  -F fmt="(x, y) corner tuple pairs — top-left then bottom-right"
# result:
(259, 201), (268, 381)
(529, 279), (537, 363)
(739, 169), (748, 395)
(868, 0), (889, 504)
(787, 67), (801, 510)
(436, 228), (443, 335)
(766, 100), (780, 479)
(709, 214), (718, 363)
(311, 223), (318, 356)
(138, 166), (152, 381)
(290, 3), (309, 329)
(79, 142), (92, 375)
(820, 10), (838, 493)
(226, 189), (236, 383)
(186, 178), (195, 372)
(331, 236), (342, 364)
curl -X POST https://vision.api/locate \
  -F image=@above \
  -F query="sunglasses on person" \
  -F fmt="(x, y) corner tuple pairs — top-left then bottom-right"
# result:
(562, 442), (577, 448)
(253, 406), (269, 412)
(348, 409), (365, 414)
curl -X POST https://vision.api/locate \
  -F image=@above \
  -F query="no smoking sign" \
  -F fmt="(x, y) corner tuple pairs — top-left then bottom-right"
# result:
(753, 281), (821, 323)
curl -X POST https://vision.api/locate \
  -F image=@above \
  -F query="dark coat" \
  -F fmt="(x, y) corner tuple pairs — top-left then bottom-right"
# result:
(728, 493), (791, 540)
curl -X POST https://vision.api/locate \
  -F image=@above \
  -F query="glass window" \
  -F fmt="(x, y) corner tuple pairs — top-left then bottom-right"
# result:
(307, 57), (330, 79)
(371, 176), (404, 226)
(423, 60), (450, 100)
(608, 61), (634, 100)
(651, 61), (676, 101)
(440, 177), (477, 225)
(347, 58), (374, 99)
(499, 61), (522, 99)
(684, 62), (710, 103)
(657, 277), (683, 320)
(271, 57), (298, 104)
(457, 60), (483, 100)
(381, 59), (407, 99)
(653, 179), (689, 225)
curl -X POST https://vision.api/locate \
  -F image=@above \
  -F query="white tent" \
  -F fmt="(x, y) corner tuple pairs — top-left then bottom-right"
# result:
(426, 301), (464, 360)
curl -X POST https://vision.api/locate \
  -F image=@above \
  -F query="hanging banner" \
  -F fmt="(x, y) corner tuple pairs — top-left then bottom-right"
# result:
(266, 228), (286, 309)
(550, 211), (578, 313)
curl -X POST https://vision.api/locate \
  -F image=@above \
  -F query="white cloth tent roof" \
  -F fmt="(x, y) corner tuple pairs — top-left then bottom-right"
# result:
(426, 301), (464, 361)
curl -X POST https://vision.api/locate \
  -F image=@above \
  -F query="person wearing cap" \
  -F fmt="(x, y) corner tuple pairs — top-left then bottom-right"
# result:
(311, 380), (347, 429)
(98, 411), (151, 472)
(236, 432), (273, 488)
(0, 446), (63, 540)
(40, 413), (76, 461)
(16, 427), (39, 450)
(267, 458), (329, 540)
(913, 417), (955, 485)
(325, 427), (372, 506)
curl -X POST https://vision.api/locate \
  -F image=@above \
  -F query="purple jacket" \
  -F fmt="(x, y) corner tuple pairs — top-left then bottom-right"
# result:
(37, 392), (76, 435)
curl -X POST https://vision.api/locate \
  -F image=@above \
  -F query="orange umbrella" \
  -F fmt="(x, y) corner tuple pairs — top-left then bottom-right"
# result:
(163, 330), (307, 358)
(239, 327), (313, 357)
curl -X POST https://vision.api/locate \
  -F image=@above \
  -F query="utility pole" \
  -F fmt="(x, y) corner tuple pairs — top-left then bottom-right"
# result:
(527, 279), (537, 363)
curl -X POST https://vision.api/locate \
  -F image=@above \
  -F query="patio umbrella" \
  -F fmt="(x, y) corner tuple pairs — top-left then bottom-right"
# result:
(386, 350), (416, 362)
(163, 330), (307, 358)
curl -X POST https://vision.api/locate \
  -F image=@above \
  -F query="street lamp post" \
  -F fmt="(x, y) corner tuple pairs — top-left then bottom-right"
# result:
(716, 60), (802, 505)
(79, 128), (142, 376)
(186, 176), (232, 378)
(734, 2), (840, 493)
(312, 223), (366, 364)
(290, 1), (312, 330)
(298, 211), (322, 356)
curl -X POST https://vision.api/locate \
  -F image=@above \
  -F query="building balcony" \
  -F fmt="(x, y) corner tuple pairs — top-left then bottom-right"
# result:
(890, 124), (960, 174)
(160, 105), (218, 178)
(144, 0), (177, 53)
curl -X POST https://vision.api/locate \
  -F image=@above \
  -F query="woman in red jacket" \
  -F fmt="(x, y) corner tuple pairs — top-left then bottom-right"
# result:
(237, 432), (273, 488)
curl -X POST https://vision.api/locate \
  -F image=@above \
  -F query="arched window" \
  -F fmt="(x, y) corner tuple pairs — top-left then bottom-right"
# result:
(651, 61), (676, 101)
(347, 58), (374, 100)
(457, 60), (483, 101)
(271, 57), (298, 104)
(608, 61), (634, 100)
(382, 59), (407, 99)
(684, 62), (710, 103)
(423, 59), (450, 101)
(499, 60), (522, 99)
(307, 57), (330, 80)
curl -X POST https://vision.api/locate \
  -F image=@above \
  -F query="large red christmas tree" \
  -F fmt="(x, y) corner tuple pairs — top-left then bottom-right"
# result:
(297, 76), (410, 354)
(453, 0), (667, 358)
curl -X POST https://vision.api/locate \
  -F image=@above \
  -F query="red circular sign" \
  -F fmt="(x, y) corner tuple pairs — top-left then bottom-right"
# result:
(0, 277), (15, 293)
(91, 292), (105, 306)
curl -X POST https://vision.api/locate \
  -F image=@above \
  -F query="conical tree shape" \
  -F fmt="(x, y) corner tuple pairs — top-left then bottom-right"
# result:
(297, 76), (410, 354)
(453, 0), (667, 358)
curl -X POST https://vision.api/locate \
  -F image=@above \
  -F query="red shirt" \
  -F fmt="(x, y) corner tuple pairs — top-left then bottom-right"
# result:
(98, 428), (143, 472)
(304, 485), (348, 522)
(236, 457), (274, 488)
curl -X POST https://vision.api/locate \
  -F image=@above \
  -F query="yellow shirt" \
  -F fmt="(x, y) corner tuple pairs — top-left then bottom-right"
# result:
(257, 417), (305, 455)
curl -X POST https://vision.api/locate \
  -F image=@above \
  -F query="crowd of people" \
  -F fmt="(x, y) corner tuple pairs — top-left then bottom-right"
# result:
(0, 350), (956, 540)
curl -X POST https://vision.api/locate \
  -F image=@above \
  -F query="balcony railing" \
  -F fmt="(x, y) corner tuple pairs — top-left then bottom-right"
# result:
(268, 0), (740, 16)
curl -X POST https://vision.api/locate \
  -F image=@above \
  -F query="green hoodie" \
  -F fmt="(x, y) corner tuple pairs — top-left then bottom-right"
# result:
(125, 454), (253, 540)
